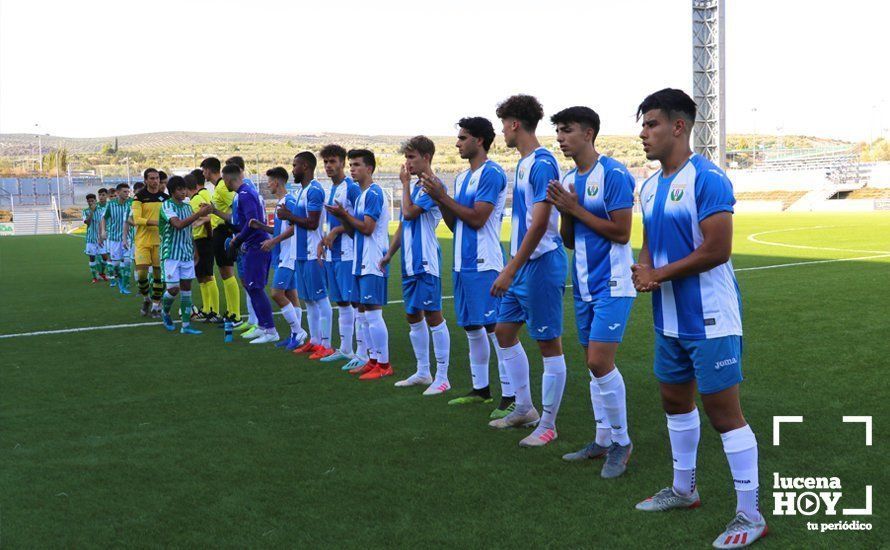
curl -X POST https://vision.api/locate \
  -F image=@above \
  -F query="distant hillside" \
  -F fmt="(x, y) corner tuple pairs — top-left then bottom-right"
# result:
(0, 131), (414, 155)
(0, 130), (855, 176)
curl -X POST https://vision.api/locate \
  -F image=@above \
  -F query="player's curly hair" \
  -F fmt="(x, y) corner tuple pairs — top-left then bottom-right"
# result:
(320, 144), (347, 162)
(496, 94), (544, 131)
(457, 117), (496, 151)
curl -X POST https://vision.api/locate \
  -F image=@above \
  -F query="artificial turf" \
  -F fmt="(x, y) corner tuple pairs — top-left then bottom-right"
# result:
(1, 212), (887, 548)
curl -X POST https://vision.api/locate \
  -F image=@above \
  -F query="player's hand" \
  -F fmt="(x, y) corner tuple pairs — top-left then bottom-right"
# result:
(275, 203), (290, 220)
(378, 253), (392, 271)
(316, 243), (326, 264)
(546, 180), (578, 215)
(490, 269), (514, 297)
(325, 202), (347, 219)
(399, 163), (411, 186)
(631, 263), (661, 292)
(419, 170), (447, 201)
(260, 239), (274, 252)
(248, 218), (261, 229)
(322, 233), (335, 249)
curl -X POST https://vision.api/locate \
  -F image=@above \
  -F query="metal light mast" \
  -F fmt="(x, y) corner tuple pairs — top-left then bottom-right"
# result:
(692, 0), (726, 167)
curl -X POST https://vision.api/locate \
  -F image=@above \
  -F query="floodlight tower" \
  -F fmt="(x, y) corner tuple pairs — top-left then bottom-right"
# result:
(692, 0), (726, 168)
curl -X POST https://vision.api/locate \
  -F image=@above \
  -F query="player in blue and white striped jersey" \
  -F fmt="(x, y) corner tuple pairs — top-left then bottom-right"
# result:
(250, 167), (308, 351)
(545, 106), (636, 478)
(279, 152), (333, 359)
(318, 144), (364, 367)
(630, 89), (765, 549)
(487, 95), (568, 449)
(325, 149), (394, 380)
(420, 117), (515, 418)
(381, 137), (451, 395)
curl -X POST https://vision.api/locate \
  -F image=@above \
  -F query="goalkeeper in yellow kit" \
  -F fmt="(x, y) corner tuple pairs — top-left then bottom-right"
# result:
(131, 168), (170, 317)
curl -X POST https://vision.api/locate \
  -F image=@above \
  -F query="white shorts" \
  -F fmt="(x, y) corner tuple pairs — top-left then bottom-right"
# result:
(163, 259), (196, 284)
(107, 240), (124, 262)
(123, 241), (134, 261)
(84, 242), (102, 256)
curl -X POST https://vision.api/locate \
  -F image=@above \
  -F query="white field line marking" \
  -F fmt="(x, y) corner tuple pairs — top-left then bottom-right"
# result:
(5, 226), (890, 340)
(747, 226), (890, 255)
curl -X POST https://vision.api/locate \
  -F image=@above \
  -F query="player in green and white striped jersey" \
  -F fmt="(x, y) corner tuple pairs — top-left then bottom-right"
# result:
(94, 188), (111, 280)
(101, 183), (133, 293)
(158, 176), (212, 335)
(82, 193), (109, 282)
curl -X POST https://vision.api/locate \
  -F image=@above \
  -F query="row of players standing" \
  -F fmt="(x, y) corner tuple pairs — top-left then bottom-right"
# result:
(108, 88), (762, 549)
(243, 90), (764, 548)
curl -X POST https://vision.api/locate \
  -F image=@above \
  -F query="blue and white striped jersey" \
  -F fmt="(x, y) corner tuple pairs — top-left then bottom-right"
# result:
(510, 147), (561, 260)
(563, 155), (637, 301)
(453, 160), (507, 272)
(276, 193), (299, 269)
(293, 180), (325, 261)
(639, 153), (742, 339)
(325, 176), (362, 262)
(352, 183), (391, 277)
(400, 181), (442, 277)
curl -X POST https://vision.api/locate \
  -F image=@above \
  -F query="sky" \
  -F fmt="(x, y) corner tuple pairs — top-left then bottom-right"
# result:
(1, 0), (888, 142)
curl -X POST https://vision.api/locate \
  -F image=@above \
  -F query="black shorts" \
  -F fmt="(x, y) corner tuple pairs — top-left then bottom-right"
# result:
(194, 237), (215, 278)
(212, 225), (234, 267)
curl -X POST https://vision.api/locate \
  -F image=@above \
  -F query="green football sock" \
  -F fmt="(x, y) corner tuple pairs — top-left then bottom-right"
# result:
(162, 291), (175, 315)
(180, 290), (192, 327)
(89, 261), (98, 279)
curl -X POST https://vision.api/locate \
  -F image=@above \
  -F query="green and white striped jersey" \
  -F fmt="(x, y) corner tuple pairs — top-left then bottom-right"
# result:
(103, 198), (131, 242)
(82, 208), (100, 244)
(159, 198), (195, 261)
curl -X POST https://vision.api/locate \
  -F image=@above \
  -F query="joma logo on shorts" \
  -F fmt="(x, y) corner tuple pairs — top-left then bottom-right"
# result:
(715, 357), (738, 370)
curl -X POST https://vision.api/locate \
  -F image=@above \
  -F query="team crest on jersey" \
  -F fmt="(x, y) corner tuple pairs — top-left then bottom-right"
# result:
(469, 178), (477, 187)
(518, 168), (525, 180)
(670, 186), (685, 201)
(586, 184), (599, 197)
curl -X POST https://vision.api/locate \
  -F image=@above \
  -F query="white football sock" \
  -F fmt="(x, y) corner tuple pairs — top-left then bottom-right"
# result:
(365, 309), (389, 364)
(467, 328), (490, 389)
(294, 304), (304, 332)
(489, 331), (513, 397)
(409, 319), (430, 376)
(722, 424), (762, 521)
(667, 409), (701, 496)
(430, 320), (450, 382)
(338, 306), (355, 356)
(501, 343), (532, 413)
(246, 295), (258, 326)
(539, 355), (567, 430)
(589, 372), (612, 447)
(595, 367), (630, 446)
(305, 301), (320, 345)
(317, 299), (333, 348)
(280, 303), (300, 334)
(355, 309), (369, 360)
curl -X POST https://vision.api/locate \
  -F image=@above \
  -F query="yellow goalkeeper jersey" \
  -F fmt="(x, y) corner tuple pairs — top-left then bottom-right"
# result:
(132, 188), (169, 247)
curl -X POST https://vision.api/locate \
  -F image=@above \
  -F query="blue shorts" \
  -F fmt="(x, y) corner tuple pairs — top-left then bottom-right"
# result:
(272, 266), (297, 291)
(358, 274), (387, 306)
(295, 259), (327, 301)
(654, 333), (744, 394)
(241, 248), (271, 290)
(574, 296), (635, 346)
(325, 261), (354, 304)
(454, 270), (500, 327)
(236, 254), (246, 279)
(402, 272), (441, 314)
(497, 247), (567, 341)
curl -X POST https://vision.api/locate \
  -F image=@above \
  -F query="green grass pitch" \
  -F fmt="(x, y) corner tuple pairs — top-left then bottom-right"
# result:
(1, 212), (887, 548)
